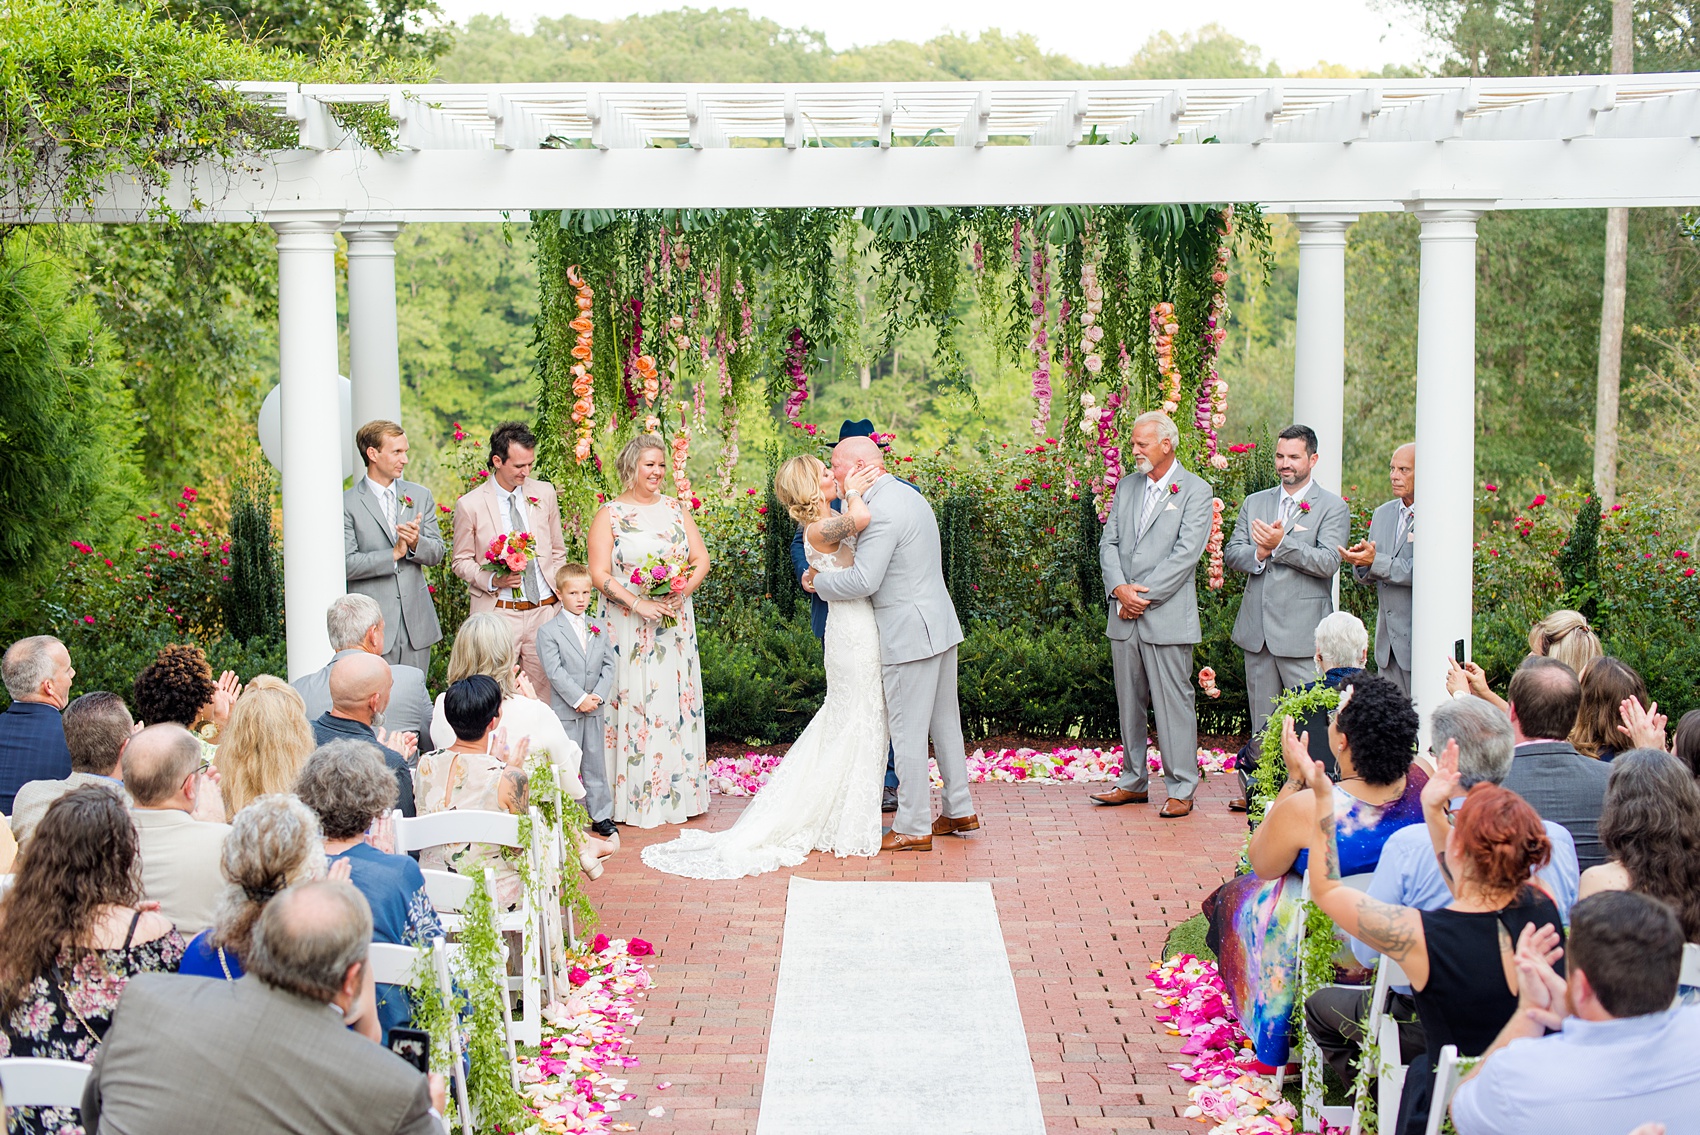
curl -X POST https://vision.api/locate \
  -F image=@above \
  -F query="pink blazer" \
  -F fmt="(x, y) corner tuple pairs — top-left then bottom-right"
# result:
(451, 478), (569, 613)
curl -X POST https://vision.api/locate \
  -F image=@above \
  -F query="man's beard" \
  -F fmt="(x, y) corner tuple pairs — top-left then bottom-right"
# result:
(1132, 455), (1153, 475)
(1278, 469), (1303, 486)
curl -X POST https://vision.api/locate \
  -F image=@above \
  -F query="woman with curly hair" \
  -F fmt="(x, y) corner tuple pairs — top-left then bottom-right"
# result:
(1303, 744), (1561, 1135)
(132, 643), (241, 743)
(1247, 671), (1428, 880)
(178, 794), (332, 982)
(1578, 749), (1700, 960)
(213, 676), (315, 820)
(0, 787), (185, 1134)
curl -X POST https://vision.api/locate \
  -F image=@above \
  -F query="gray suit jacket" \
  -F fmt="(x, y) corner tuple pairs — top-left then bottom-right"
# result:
(293, 648), (433, 742)
(83, 973), (437, 1135)
(536, 613), (616, 718)
(1099, 465), (1214, 645)
(1355, 498), (1414, 669)
(1224, 482), (1350, 658)
(812, 473), (964, 666)
(345, 478), (445, 653)
(1501, 740), (1612, 871)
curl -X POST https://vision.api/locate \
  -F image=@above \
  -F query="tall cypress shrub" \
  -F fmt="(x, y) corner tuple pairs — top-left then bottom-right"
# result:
(221, 462), (282, 643)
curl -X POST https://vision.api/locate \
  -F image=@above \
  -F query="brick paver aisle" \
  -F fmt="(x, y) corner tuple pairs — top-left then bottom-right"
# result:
(590, 771), (1245, 1133)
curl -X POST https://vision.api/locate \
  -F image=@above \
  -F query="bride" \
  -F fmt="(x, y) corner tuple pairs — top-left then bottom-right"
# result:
(641, 455), (889, 879)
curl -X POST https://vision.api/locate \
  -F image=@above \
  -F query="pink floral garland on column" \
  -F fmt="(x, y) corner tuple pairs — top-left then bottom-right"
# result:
(782, 327), (810, 421)
(565, 266), (596, 463)
(1150, 301), (1181, 413)
(1202, 206), (1236, 471)
(1207, 497), (1225, 588)
(1027, 227), (1052, 437)
(672, 402), (696, 507)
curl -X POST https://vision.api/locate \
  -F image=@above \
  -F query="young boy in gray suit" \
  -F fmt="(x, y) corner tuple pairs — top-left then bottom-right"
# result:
(537, 563), (617, 842)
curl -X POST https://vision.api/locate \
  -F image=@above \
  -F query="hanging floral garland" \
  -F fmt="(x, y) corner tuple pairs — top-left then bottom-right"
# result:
(1027, 224), (1053, 438)
(1207, 497), (1226, 588)
(1200, 206), (1235, 472)
(566, 266), (597, 464)
(671, 402), (695, 507)
(782, 327), (810, 421)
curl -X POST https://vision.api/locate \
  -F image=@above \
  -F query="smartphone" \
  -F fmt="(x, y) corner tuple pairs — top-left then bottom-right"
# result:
(387, 1027), (430, 1074)
(1454, 638), (1467, 665)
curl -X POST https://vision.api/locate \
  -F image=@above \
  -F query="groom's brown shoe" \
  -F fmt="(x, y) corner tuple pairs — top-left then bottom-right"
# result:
(880, 829), (933, 853)
(1089, 787), (1148, 806)
(1159, 798), (1195, 818)
(931, 813), (980, 836)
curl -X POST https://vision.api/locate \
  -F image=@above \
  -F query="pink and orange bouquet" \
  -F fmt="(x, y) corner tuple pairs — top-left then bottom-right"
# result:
(485, 532), (537, 600)
(628, 551), (689, 629)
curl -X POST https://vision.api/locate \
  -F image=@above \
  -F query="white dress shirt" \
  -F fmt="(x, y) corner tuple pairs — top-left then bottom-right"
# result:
(493, 483), (554, 599)
(365, 475), (398, 537)
(559, 608), (588, 650)
(1251, 480), (1313, 574)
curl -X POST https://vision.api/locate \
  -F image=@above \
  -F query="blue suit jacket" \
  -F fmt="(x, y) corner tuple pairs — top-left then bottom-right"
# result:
(311, 712), (417, 819)
(0, 700), (72, 814)
(789, 479), (925, 642)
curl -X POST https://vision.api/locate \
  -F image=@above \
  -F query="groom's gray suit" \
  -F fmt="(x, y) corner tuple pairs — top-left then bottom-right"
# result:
(1100, 462), (1214, 801)
(812, 473), (975, 837)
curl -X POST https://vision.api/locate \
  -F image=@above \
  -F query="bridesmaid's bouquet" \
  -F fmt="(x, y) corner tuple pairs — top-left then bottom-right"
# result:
(628, 551), (689, 629)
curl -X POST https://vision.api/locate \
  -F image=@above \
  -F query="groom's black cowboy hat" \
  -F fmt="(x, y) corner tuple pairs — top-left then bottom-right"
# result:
(825, 419), (890, 449)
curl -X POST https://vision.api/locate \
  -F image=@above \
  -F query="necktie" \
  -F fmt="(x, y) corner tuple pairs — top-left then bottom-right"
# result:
(1394, 505), (1413, 548)
(1138, 481), (1163, 536)
(1281, 495), (1299, 525)
(392, 485), (404, 526)
(506, 493), (539, 603)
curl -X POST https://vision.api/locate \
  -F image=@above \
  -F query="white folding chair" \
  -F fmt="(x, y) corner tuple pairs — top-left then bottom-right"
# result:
(392, 809), (544, 1047)
(1678, 942), (1700, 1006)
(0, 1056), (92, 1112)
(1349, 954), (1411, 1135)
(367, 937), (472, 1134)
(1422, 1044), (1464, 1135)
(421, 868), (475, 934)
(1292, 870), (1376, 1131)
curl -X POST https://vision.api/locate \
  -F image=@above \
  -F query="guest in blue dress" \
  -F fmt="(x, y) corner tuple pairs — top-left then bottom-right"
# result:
(180, 794), (329, 981)
(295, 738), (443, 1041)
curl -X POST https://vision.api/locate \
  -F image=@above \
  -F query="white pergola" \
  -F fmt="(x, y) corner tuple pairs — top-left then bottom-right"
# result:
(21, 74), (1700, 715)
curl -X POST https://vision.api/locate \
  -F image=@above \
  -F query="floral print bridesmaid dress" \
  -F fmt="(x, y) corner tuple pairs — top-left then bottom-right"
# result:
(605, 496), (708, 828)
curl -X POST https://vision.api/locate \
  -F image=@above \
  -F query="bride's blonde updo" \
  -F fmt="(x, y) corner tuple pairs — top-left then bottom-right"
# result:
(773, 456), (828, 527)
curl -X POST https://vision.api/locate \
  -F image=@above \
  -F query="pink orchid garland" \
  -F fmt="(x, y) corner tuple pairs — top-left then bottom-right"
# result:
(782, 327), (810, 421)
(1027, 227), (1052, 437)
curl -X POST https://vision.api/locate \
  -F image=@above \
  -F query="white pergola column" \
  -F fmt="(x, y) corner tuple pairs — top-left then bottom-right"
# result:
(1409, 201), (1491, 724)
(273, 215), (348, 679)
(343, 222), (406, 442)
(1291, 213), (1358, 494)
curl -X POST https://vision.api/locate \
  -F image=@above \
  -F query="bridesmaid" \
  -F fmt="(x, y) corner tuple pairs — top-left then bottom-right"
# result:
(587, 434), (712, 828)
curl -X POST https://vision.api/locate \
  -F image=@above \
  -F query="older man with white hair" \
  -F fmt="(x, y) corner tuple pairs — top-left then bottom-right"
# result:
(293, 594), (433, 744)
(1089, 411), (1214, 818)
(0, 635), (75, 814)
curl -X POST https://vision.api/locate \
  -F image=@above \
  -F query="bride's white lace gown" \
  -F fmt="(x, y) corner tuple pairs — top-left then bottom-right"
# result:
(641, 533), (889, 879)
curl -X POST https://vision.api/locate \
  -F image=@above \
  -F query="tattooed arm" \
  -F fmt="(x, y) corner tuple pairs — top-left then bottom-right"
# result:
(1300, 738), (1432, 988)
(496, 766), (530, 814)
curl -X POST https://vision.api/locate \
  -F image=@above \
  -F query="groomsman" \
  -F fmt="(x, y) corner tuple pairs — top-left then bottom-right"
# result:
(451, 422), (568, 697)
(1089, 412), (1214, 818)
(344, 420), (444, 673)
(1340, 443), (1416, 695)
(1224, 424), (1350, 733)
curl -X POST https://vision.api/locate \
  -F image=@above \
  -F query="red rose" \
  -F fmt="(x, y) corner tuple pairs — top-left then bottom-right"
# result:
(568, 966), (590, 987)
(1483, 483), (1498, 492)
(1529, 494), (1547, 508)
(592, 932), (610, 952)
(1298, 500), (1311, 513)
(627, 937), (655, 957)
(1169, 483), (1180, 495)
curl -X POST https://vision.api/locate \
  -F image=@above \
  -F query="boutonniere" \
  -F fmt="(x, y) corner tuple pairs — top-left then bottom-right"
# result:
(1169, 483), (1180, 495)
(1298, 500), (1311, 513)
(527, 495), (541, 507)
(402, 495), (414, 510)
(588, 625), (602, 636)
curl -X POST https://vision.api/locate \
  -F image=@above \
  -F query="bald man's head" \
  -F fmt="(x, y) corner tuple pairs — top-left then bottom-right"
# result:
(247, 880), (373, 1004)
(1390, 443), (1416, 503)
(328, 652), (392, 723)
(829, 435), (884, 488)
(124, 723), (203, 807)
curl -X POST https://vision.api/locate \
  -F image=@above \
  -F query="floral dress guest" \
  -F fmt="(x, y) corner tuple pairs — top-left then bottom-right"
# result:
(587, 434), (711, 830)
(0, 788), (186, 1134)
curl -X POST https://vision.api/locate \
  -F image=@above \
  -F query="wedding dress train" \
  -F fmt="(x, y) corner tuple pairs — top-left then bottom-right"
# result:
(641, 534), (889, 879)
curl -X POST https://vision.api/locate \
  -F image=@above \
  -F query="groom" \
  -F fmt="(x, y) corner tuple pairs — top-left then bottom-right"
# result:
(803, 436), (977, 852)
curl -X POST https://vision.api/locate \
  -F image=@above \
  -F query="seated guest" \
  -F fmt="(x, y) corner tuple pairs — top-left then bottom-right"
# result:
(0, 635), (75, 814)
(414, 675), (531, 909)
(1569, 656), (1648, 762)
(0, 787), (185, 1135)
(1247, 671), (1425, 880)
(1578, 749), (1700, 993)
(11, 690), (131, 849)
(1446, 608), (1604, 714)
(214, 676), (315, 821)
(1231, 611), (1368, 812)
(1305, 694), (1581, 1089)
(81, 881), (446, 1135)
(0, 816), (13, 873)
(312, 652), (417, 818)
(1301, 744), (1561, 1135)
(293, 594), (434, 744)
(1501, 656), (1611, 869)
(1450, 891), (1700, 1134)
(1674, 710), (1700, 780)
(428, 612), (584, 799)
(132, 643), (239, 744)
(296, 739), (443, 1039)
(180, 794), (329, 982)
(125, 724), (230, 935)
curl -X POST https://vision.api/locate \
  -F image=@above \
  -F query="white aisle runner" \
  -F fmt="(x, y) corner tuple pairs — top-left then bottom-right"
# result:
(755, 877), (1046, 1135)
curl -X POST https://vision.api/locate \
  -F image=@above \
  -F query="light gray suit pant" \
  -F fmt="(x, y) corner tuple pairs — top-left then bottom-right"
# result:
(383, 638), (430, 676)
(884, 646), (975, 837)
(1111, 638), (1201, 801)
(562, 712), (611, 823)
(1243, 648), (1319, 734)
(1378, 658), (1410, 696)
